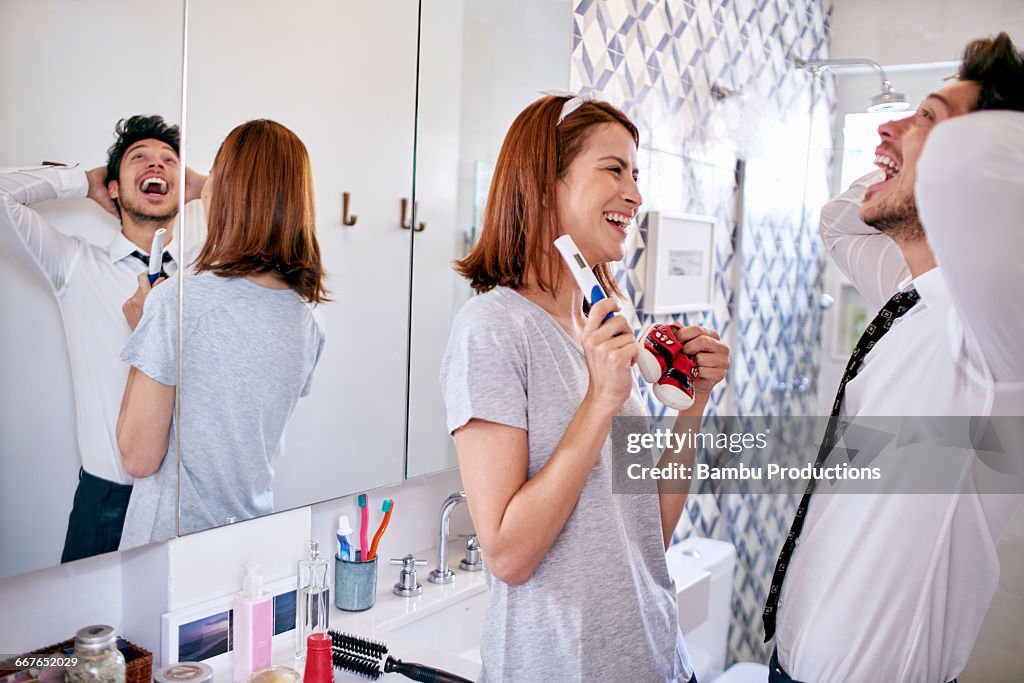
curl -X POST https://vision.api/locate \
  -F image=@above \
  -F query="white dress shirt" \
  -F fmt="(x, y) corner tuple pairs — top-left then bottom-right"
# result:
(777, 111), (1024, 683)
(0, 165), (203, 485)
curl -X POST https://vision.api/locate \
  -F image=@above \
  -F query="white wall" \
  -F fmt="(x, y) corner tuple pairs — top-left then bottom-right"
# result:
(832, 0), (1024, 66)
(0, 552), (125, 654)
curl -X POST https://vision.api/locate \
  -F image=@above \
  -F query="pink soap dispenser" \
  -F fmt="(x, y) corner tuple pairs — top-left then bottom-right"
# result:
(233, 563), (273, 683)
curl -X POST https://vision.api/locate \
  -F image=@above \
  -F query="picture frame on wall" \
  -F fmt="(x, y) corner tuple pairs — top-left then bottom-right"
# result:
(832, 282), (871, 359)
(641, 211), (716, 315)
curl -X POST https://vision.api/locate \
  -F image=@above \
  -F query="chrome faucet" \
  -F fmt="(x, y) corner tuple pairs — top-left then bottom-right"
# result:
(428, 490), (467, 584)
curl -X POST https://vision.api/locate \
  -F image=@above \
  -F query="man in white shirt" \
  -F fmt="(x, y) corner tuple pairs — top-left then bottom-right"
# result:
(766, 34), (1024, 682)
(0, 115), (204, 563)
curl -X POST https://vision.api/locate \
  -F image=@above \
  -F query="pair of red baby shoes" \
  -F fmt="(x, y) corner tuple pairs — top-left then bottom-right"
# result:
(637, 323), (699, 410)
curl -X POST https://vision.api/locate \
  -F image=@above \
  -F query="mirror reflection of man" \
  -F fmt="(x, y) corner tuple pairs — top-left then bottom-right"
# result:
(0, 115), (205, 563)
(764, 34), (1024, 683)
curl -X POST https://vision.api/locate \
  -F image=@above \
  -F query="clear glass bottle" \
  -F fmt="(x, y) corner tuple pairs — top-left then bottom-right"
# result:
(295, 540), (330, 658)
(64, 625), (125, 683)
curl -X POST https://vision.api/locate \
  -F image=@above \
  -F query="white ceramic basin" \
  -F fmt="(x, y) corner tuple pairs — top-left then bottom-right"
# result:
(374, 550), (709, 672)
(384, 588), (488, 664)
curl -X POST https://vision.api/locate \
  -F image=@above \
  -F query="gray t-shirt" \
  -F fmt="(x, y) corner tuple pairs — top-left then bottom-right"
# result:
(119, 271), (325, 546)
(441, 287), (692, 683)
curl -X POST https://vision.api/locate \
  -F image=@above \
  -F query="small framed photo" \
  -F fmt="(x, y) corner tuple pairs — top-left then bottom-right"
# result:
(832, 283), (871, 358)
(642, 211), (716, 314)
(160, 576), (298, 666)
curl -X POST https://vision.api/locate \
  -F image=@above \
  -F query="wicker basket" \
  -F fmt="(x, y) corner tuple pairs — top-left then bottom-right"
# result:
(0, 637), (151, 683)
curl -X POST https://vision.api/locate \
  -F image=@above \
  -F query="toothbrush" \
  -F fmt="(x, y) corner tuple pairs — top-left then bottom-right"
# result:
(553, 234), (614, 321)
(148, 228), (166, 284)
(358, 494), (369, 561)
(366, 499), (393, 562)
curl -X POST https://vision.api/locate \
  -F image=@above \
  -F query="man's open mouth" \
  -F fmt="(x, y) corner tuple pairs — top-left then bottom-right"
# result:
(139, 176), (168, 196)
(874, 154), (900, 180)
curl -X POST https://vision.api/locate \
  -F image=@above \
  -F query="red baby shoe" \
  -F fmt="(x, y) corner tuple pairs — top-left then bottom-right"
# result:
(637, 322), (699, 410)
(638, 323), (681, 383)
(652, 347), (699, 410)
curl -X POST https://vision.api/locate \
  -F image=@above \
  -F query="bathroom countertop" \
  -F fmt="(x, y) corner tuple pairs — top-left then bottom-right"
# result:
(207, 538), (713, 682)
(328, 539), (486, 681)
(208, 539), (485, 682)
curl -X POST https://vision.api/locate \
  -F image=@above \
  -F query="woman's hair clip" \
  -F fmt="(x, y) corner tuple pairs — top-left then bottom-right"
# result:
(540, 89), (600, 125)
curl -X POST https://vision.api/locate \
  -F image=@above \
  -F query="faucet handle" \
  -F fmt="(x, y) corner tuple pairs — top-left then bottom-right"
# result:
(391, 554), (427, 597)
(459, 534), (483, 572)
(390, 555), (428, 569)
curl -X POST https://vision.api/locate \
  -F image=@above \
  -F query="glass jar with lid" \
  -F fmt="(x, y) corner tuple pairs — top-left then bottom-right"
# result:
(64, 625), (126, 683)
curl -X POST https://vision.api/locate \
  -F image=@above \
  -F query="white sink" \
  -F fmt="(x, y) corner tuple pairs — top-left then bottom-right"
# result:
(377, 559), (708, 665)
(383, 587), (488, 664)
(365, 552), (708, 682)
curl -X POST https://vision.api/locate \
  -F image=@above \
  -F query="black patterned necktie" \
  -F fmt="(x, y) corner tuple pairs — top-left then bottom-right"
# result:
(762, 287), (921, 642)
(130, 250), (173, 280)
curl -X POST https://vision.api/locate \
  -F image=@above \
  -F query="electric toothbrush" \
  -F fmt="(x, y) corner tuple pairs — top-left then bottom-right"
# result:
(553, 234), (614, 321)
(148, 228), (167, 284)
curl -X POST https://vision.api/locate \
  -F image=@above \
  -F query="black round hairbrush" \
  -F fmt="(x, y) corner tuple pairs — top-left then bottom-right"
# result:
(329, 629), (388, 659)
(330, 630), (475, 683)
(331, 648), (381, 680)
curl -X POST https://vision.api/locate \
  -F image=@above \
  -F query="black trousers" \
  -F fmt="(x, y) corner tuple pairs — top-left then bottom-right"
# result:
(770, 649), (957, 683)
(60, 468), (132, 563)
(769, 649), (805, 683)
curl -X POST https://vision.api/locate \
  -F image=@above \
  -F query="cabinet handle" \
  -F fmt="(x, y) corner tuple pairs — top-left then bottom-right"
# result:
(400, 198), (426, 232)
(342, 192), (358, 226)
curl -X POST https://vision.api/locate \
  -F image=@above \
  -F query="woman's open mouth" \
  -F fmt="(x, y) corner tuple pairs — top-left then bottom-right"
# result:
(603, 211), (631, 236)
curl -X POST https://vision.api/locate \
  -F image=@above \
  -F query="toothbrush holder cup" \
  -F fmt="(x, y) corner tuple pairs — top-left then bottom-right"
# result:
(334, 551), (378, 611)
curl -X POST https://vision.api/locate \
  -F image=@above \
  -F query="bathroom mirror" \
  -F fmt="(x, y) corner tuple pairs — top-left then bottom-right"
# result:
(0, 0), (186, 578)
(406, 0), (573, 476)
(177, 0), (418, 535)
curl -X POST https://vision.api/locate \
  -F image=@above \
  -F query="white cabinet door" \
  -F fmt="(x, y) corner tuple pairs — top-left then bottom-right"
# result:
(408, 0), (573, 476)
(186, 0), (416, 518)
(407, 0), (467, 477)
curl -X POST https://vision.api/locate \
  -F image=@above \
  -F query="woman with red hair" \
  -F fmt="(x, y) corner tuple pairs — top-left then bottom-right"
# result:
(442, 94), (729, 682)
(117, 119), (327, 545)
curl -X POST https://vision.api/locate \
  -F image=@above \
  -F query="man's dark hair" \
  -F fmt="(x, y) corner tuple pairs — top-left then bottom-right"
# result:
(959, 32), (1024, 112)
(105, 115), (180, 186)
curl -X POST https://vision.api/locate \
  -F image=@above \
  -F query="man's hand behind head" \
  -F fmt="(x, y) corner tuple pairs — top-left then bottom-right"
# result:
(184, 167), (208, 205)
(85, 165), (119, 219)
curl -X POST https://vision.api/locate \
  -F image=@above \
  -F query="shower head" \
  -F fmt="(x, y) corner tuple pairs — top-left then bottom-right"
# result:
(867, 81), (909, 112)
(793, 56), (909, 113)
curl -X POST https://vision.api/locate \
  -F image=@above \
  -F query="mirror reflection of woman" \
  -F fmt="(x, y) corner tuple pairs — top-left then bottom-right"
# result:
(116, 119), (327, 546)
(441, 95), (729, 682)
